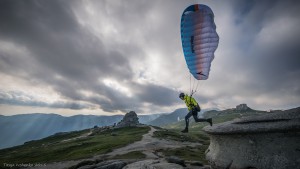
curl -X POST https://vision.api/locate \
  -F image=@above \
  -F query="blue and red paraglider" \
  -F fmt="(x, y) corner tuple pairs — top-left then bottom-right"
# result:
(180, 4), (219, 94)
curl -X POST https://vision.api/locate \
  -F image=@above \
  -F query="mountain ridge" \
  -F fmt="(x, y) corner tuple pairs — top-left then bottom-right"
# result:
(147, 107), (219, 126)
(1, 105), (299, 169)
(0, 104), (291, 149)
(0, 113), (162, 149)
(0, 113), (124, 149)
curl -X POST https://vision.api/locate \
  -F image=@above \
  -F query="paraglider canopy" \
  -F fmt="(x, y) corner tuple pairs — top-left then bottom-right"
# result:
(180, 4), (219, 80)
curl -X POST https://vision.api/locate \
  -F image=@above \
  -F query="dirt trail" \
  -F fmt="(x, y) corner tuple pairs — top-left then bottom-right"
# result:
(27, 126), (202, 169)
(107, 126), (201, 158)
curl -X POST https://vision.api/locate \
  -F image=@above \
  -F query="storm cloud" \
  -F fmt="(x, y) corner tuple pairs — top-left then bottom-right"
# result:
(0, 0), (299, 115)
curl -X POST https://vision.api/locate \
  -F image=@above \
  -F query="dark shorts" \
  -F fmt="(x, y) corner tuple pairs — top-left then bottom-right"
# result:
(185, 109), (198, 120)
(185, 108), (206, 122)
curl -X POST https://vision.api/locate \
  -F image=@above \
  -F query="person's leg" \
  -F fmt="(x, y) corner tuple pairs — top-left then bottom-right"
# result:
(192, 111), (213, 126)
(182, 111), (193, 133)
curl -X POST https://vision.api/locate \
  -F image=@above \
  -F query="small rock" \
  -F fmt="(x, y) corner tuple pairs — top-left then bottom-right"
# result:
(124, 159), (183, 169)
(199, 165), (211, 169)
(77, 165), (95, 169)
(123, 159), (160, 169)
(166, 156), (186, 167)
(72, 160), (98, 169)
(249, 139), (255, 145)
(95, 161), (126, 169)
(189, 161), (203, 166)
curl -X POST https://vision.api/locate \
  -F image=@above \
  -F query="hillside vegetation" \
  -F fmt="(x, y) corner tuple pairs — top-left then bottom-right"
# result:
(153, 128), (210, 163)
(164, 107), (267, 131)
(0, 126), (150, 165)
(0, 105), (275, 168)
(0, 114), (124, 149)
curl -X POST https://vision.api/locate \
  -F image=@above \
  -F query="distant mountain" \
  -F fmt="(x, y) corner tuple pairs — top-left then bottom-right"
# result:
(148, 108), (188, 126)
(0, 113), (162, 149)
(147, 108), (218, 126)
(138, 114), (162, 124)
(0, 113), (124, 149)
(202, 104), (259, 119)
(164, 104), (270, 130)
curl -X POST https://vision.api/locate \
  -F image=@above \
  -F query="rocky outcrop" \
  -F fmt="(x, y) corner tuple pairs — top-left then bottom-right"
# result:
(235, 104), (251, 111)
(116, 111), (140, 128)
(203, 107), (300, 169)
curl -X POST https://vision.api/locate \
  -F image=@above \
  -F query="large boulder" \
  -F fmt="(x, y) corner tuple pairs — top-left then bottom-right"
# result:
(203, 107), (300, 169)
(116, 111), (140, 128)
(235, 104), (251, 111)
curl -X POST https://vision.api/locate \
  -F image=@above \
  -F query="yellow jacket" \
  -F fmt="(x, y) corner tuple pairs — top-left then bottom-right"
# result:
(183, 95), (199, 111)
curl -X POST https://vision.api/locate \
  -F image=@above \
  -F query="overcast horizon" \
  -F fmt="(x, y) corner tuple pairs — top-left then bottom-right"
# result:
(0, 0), (299, 116)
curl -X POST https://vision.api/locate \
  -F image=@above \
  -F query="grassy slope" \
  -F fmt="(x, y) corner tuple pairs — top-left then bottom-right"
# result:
(111, 151), (146, 160)
(164, 109), (267, 131)
(0, 109), (269, 167)
(155, 109), (267, 164)
(0, 126), (150, 164)
(153, 129), (210, 164)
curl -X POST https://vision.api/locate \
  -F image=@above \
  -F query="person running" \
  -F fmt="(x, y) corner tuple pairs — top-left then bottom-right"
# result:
(179, 92), (212, 133)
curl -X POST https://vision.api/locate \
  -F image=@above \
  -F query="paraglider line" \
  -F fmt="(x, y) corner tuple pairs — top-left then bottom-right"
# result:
(189, 73), (192, 95)
(192, 76), (196, 93)
(195, 80), (200, 93)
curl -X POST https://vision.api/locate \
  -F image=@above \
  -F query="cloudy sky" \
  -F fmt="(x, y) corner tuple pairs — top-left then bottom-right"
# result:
(0, 0), (299, 116)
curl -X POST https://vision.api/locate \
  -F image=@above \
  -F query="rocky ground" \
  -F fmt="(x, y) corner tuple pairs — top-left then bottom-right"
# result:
(26, 126), (210, 169)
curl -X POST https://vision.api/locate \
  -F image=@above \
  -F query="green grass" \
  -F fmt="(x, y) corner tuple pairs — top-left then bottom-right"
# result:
(111, 151), (146, 159)
(161, 145), (209, 164)
(164, 110), (267, 131)
(153, 128), (210, 164)
(153, 129), (209, 144)
(155, 110), (268, 165)
(0, 126), (150, 165)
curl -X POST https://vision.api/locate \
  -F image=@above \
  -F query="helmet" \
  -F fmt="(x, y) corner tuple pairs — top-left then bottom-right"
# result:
(179, 93), (185, 99)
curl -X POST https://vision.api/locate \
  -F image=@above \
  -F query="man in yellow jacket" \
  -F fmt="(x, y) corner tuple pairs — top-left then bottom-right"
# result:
(179, 92), (212, 133)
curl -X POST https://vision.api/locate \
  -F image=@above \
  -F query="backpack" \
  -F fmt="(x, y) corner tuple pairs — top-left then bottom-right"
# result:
(195, 103), (201, 112)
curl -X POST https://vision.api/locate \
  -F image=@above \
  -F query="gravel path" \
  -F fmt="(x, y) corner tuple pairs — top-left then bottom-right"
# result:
(107, 126), (202, 158)
(25, 126), (202, 169)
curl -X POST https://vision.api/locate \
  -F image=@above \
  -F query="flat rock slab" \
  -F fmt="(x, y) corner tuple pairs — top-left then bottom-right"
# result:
(203, 107), (300, 134)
